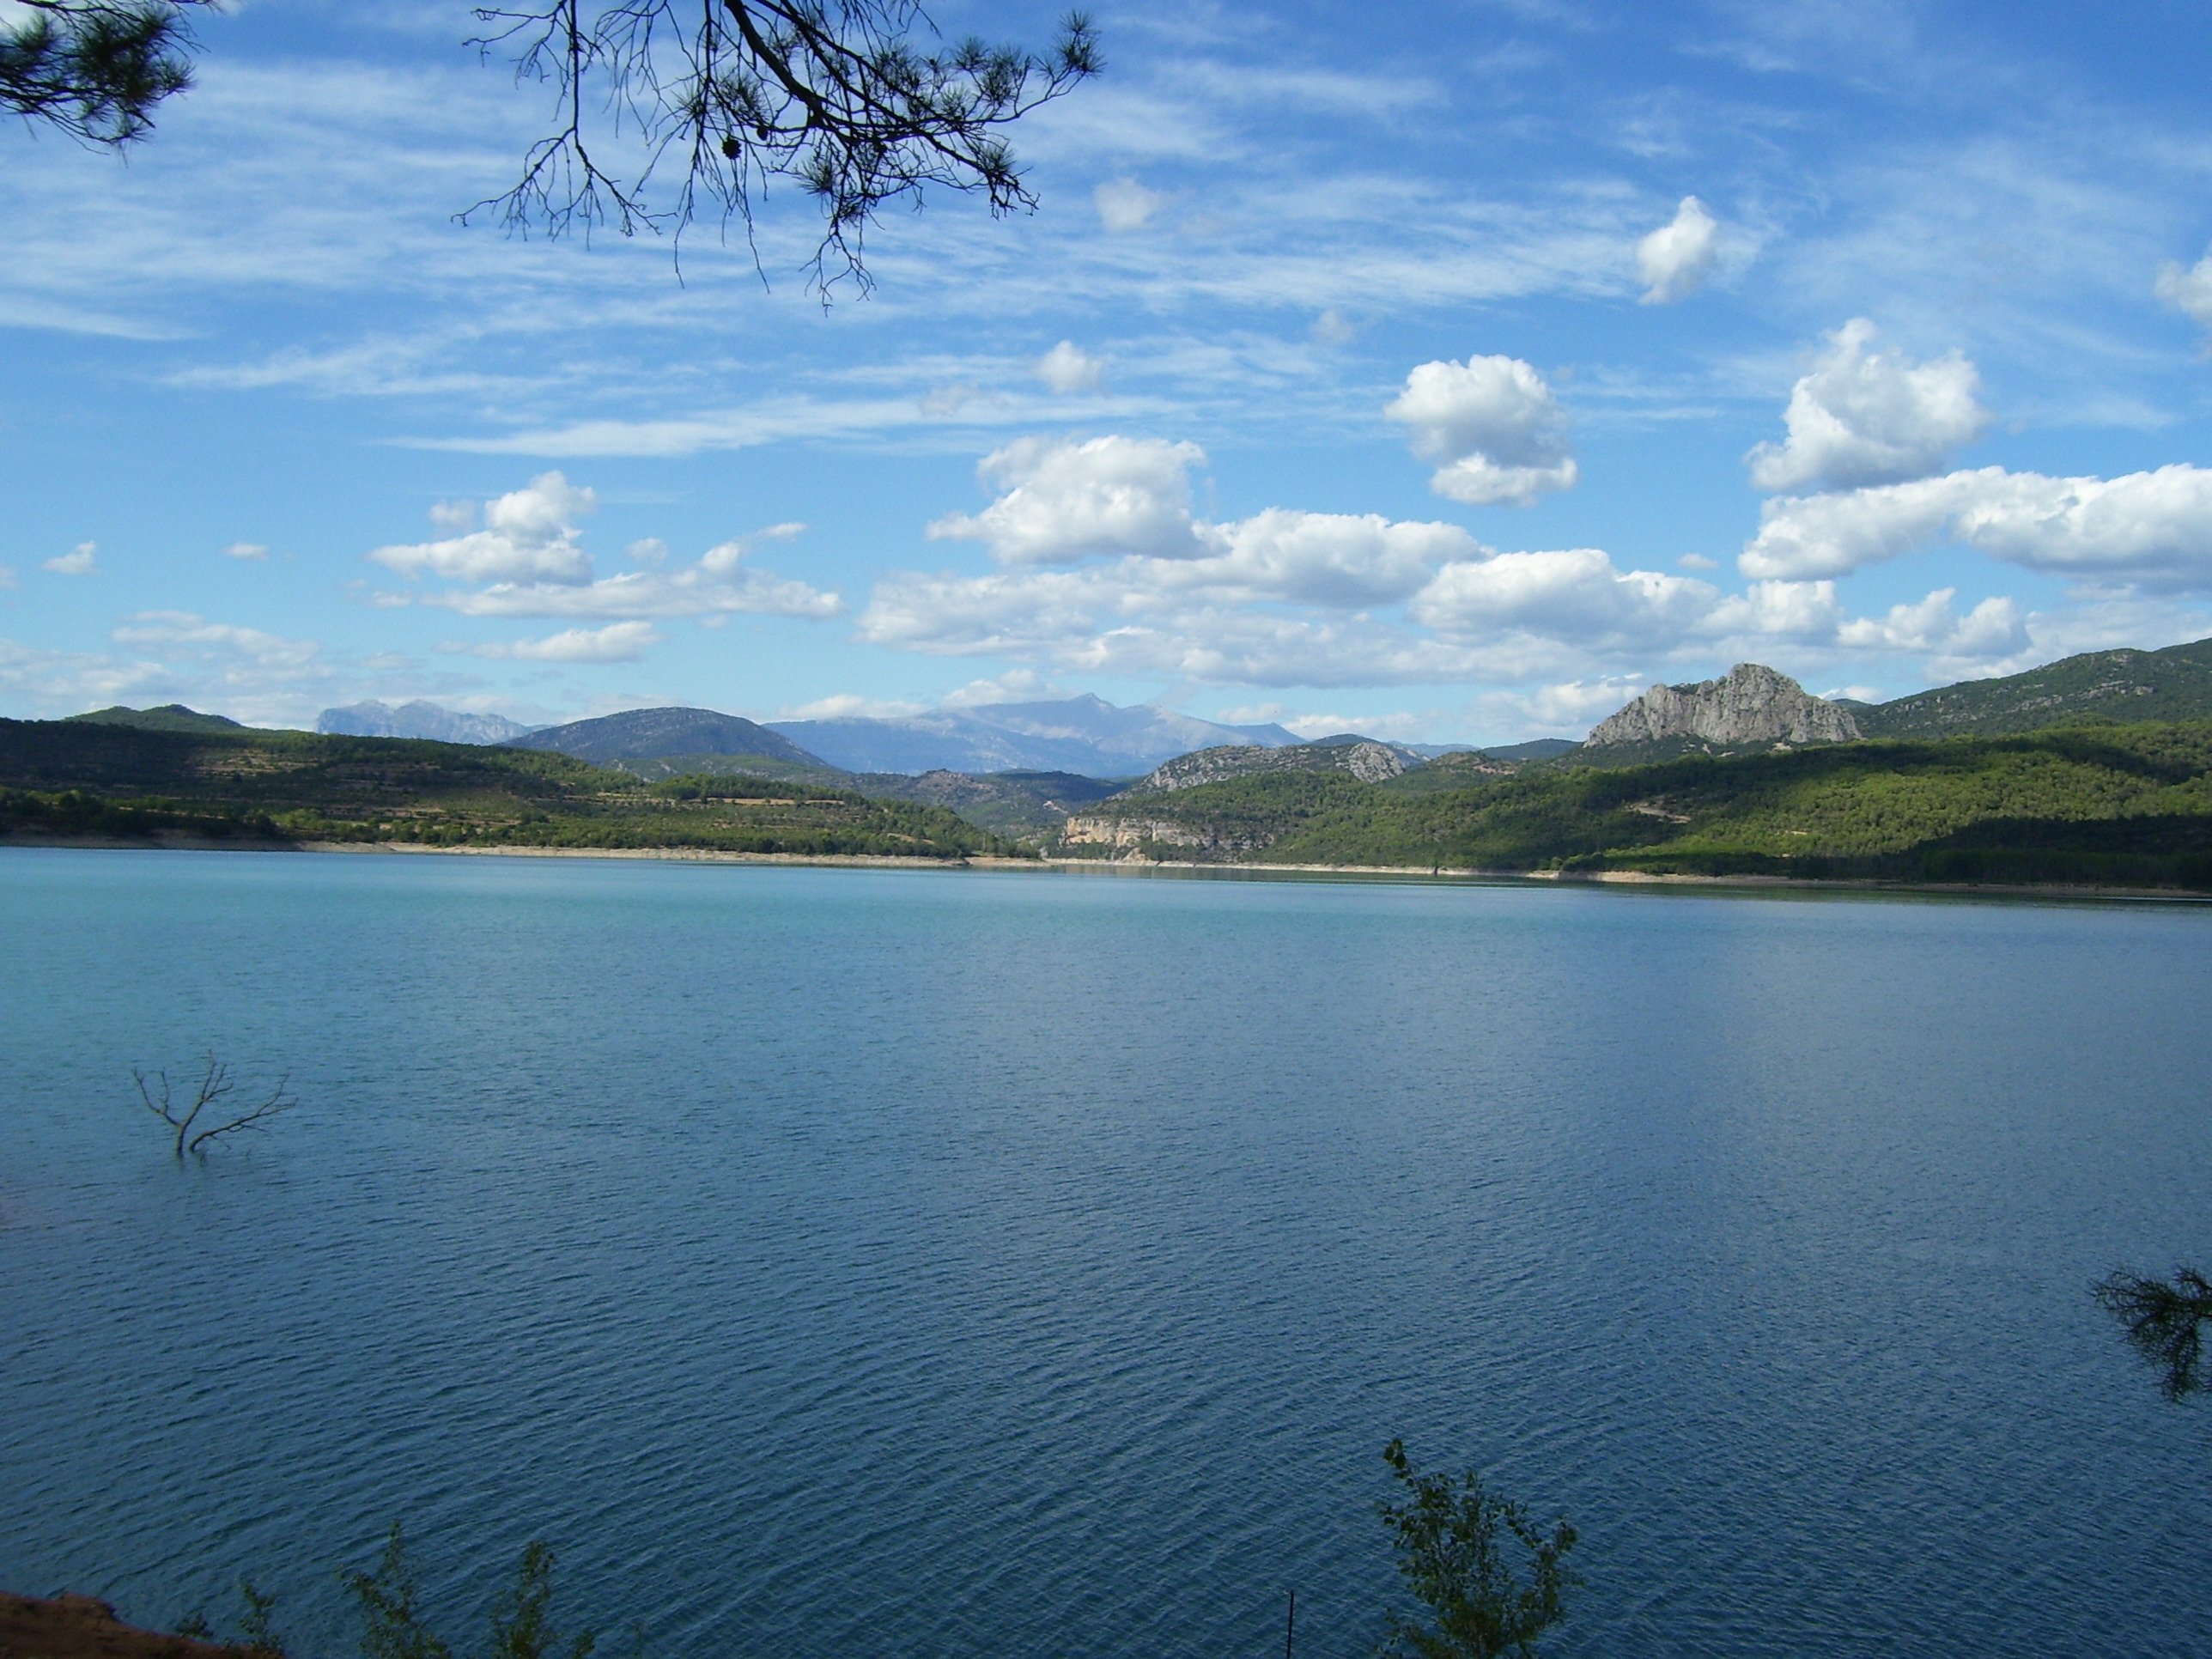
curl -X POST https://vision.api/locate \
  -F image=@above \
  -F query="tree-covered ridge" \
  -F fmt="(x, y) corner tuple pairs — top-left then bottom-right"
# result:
(0, 720), (1028, 860)
(1060, 722), (2212, 889)
(1854, 637), (2212, 738)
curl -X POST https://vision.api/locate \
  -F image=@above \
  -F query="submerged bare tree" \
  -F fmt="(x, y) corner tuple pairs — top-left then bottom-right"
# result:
(465, 0), (1100, 293)
(134, 1054), (299, 1159)
(1, 0), (213, 145)
(2095, 1267), (2212, 1401)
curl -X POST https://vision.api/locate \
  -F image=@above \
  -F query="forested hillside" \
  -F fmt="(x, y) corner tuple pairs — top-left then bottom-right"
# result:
(0, 720), (1024, 860)
(1060, 723), (2212, 888)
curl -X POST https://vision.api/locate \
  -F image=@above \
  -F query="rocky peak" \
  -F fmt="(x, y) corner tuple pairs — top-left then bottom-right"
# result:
(1586, 664), (1861, 749)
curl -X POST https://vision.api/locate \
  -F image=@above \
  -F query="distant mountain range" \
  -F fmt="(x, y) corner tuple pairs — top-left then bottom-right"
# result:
(764, 695), (1301, 776)
(309, 692), (1305, 780)
(319, 701), (538, 744)
(289, 635), (2212, 784)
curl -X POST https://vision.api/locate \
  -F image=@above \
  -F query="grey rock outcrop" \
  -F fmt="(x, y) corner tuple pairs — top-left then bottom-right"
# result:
(1585, 664), (1861, 750)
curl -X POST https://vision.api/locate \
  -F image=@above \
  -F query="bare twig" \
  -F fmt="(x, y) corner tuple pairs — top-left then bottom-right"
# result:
(134, 1053), (300, 1158)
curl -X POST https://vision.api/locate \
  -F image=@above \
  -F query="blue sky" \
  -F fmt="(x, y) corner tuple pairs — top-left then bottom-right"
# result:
(7, 0), (2212, 741)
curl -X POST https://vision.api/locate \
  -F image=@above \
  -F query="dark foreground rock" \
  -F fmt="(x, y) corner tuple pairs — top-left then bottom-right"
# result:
(0, 1591), (251, 1659)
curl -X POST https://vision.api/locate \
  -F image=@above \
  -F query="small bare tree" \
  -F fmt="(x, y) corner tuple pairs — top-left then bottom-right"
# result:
(134, 1053), (300, 1158)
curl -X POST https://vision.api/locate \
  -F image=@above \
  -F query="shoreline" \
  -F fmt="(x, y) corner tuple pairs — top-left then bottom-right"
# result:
(3, 832), (2206, 902)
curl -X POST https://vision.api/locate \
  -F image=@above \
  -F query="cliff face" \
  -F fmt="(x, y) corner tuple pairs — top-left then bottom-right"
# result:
(1586, 665), (1861, 750)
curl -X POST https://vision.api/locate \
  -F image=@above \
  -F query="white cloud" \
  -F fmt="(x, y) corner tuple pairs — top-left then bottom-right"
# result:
(1312, 308), (1359, 345)
(1095, 177), (1166, 232)
(424, 546), (842, 621)
(1836, 587), (2026, 657)
(1678, 552), (1719, 570)
(1194, 510), (1476, 607)
(1743, 463), (2212, 586)
(372, 471), (597, 583)
(1410, 548), (1717, 643)
(929, 435), (1207, 564)
(2155, 246), (2212, 332)
(366, 477), (841, 621)
(886, 428), (2068, 690)
(1384, 356), (1578, 505)
(111, 611), (322, 671)
(222, 541), (270, 562)
(1636, 196), (1718, 303)
(0, 564), (16, 589)
(780, 691), (931, 720)
(1746, 319), (1987, 493)
(45, 542), (98, 575)
(939, 668), (1055, 708)
(453, 621), (662, 663)
(1036, 340), (1107, 394)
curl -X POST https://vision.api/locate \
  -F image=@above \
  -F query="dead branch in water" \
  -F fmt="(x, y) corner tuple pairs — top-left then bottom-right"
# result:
(134, 1054), (299, 1158)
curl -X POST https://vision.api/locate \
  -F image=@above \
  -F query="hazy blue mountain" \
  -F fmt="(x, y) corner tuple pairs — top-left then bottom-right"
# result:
(514, 707), (825, 768)
(319, 700), (538, 744)
(769, 695), (1299, 777)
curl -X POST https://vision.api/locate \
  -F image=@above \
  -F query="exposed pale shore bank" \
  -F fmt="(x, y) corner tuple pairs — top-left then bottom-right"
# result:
(3, 832), (2205, 901)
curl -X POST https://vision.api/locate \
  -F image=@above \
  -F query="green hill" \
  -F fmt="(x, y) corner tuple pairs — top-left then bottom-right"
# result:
(511, 706), (824, 768)
(1059, 722), (2212, 889)
(64, 703), (254, 735)
(1856, 638), (2212, 738)
(0, 720), (1024, 859)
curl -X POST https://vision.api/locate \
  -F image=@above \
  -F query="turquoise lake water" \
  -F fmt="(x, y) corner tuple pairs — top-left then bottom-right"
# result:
(3, 847), (2209, 1656)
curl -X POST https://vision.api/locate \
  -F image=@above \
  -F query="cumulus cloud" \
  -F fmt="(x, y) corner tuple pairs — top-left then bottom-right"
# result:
(929, 435), (1208, 564)
(1385, 356), (1577, 506)
(452, 621), (661, 662)
(881, 431), (2063, 692)
(222, 541), (270, 562)
(367, 476), (841, 621)
(1036, 341), (1106, 394)
(1636, 196), (1718, 303)
(1094, 177), (1165, 232)
(1747, 320), (1986, 493)
(1411, 548), (1715, 642)
(372, 471), (597, 584)
(940, 668), (1054, 707)
(1743, 463), (2212, 586)
(2155, 246), (2212, 332)
(45, 542), (98, 575)
(1836, 588), (2026, 657)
